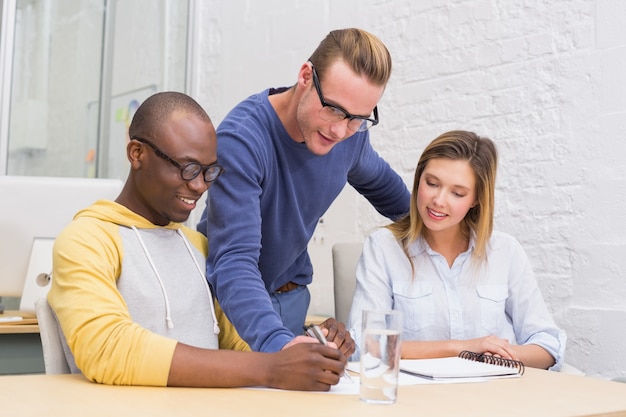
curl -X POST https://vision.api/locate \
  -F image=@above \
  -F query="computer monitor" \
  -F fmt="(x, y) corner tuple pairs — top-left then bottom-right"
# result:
(0, 176), (123, 311)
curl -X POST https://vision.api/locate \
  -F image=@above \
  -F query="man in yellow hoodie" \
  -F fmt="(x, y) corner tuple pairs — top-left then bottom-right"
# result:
(48, 91), (346, 390)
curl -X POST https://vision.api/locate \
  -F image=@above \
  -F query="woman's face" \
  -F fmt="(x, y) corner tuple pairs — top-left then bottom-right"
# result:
(416, 158), (478, 234)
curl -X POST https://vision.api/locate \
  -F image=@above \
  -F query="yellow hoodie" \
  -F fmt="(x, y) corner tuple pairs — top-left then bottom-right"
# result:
(48, 200), (249, 386)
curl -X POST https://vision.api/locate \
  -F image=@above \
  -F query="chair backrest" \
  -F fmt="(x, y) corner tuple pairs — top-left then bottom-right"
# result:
(332, 242), (363, 324)
(35, 298), (70, 374)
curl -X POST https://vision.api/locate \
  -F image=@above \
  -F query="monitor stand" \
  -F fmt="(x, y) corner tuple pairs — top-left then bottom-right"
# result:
(19, 238), (55, 313)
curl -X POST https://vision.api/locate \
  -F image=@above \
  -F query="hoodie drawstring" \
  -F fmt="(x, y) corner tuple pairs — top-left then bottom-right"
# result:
(130, 226), (220, 334)
(176, 229), (221, 335)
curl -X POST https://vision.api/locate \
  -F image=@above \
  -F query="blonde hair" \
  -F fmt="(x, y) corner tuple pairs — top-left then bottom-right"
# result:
(308, 28), (392, 86)
(388, 131), (498, 269)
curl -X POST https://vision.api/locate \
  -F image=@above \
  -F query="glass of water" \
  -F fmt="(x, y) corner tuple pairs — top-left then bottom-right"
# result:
(359, 309), (403, 404)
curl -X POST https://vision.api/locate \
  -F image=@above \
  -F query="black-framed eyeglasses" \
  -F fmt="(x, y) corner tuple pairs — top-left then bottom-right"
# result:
(131, 136), (224, 183)
(309, 62), (379, 132)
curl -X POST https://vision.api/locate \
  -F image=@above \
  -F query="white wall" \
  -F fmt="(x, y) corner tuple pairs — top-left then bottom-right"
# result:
(190, 0), (626, 379)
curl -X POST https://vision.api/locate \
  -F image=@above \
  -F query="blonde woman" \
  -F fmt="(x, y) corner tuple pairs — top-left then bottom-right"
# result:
(349, 131), (565, 370)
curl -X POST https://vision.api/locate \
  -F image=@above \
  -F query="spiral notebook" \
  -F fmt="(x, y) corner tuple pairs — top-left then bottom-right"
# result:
(400, 351), (525, 380)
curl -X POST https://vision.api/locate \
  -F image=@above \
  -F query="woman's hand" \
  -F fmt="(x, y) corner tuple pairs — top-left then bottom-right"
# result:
(464, 335), (519, 361)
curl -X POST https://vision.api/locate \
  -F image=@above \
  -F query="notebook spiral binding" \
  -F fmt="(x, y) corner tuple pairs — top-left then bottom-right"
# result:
(458, 350), (525, 375)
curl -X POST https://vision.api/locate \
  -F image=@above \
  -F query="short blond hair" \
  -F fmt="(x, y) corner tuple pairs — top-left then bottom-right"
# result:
(308, 28), (392, 86)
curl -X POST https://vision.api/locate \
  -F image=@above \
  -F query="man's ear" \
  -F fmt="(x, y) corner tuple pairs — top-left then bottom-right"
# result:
(127, 139), (143, 167)
(298, 61), (314, 88)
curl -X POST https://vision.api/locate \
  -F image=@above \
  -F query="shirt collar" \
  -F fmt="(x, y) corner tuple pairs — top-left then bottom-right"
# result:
(408, 231), (477, 257)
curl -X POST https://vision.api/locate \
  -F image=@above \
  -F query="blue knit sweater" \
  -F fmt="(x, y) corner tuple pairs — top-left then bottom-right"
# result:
(198, 88), (410, 352)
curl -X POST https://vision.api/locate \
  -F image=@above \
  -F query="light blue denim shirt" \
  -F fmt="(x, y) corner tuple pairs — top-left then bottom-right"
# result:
(348, 228), (566, 370)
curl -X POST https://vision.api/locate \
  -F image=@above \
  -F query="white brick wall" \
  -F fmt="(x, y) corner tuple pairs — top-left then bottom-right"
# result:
(191, 0), (626, 379)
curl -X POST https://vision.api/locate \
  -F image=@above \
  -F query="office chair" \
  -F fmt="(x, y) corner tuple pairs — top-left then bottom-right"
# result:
(331, 242), (363, 324)
(35, 298), (70, 374)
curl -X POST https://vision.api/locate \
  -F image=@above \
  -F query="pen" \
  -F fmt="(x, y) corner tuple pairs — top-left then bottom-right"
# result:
(304, 324), (328, 345)
(303, 324), (354, 383)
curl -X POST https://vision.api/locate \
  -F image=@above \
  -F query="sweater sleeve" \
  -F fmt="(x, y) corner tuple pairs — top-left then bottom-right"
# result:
(201, 115), (295, 353)
(215, 300), (251, 352)
(348, 137), (410, 221)
(48, 218), (176, 386)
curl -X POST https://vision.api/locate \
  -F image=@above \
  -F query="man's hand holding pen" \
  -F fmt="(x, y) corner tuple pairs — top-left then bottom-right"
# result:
(296, 318), (356, 358)
(318, 318), (356, 357)
(304, 323), (355, 384)
(278, 319), (356, 389)
(283, 318), (355, 358)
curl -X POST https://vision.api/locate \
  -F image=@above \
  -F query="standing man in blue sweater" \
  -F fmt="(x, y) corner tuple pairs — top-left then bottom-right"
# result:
(197, 28), (410, 354)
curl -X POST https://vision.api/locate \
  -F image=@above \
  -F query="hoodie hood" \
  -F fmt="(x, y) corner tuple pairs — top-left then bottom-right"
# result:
(74, 200), (182, 230)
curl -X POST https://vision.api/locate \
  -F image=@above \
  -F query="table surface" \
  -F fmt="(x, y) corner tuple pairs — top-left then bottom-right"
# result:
(2, 368), (626, 417)
(0, 310), (39, 334)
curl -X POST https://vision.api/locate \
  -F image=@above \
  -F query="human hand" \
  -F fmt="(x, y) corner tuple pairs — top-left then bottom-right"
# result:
(269, 343), (345, 391)
(464, 335), (519, 361)
(319, 318), (356, 358)
(282, 334), (338, 350)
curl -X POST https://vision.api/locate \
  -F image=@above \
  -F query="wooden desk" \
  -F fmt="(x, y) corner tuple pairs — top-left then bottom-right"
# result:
(0, 310), (39, 334)
(2, 369), (626, 416)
